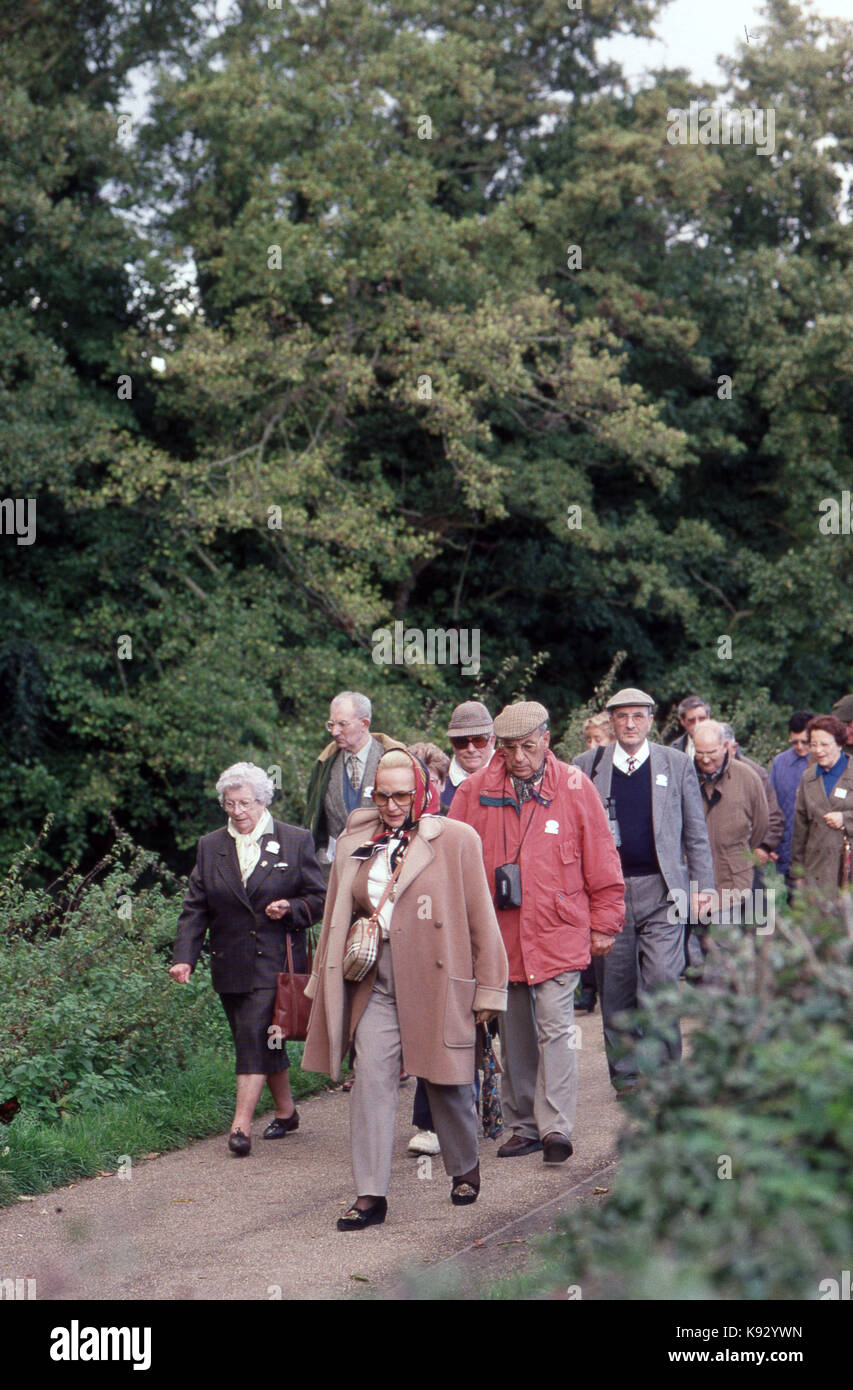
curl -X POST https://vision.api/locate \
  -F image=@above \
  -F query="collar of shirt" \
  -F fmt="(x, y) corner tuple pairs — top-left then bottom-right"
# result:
(345, 739), (371, 774)
(227, 808), (274, 883)
(448, 749), (493, 787)
(613, 740), (650, 774)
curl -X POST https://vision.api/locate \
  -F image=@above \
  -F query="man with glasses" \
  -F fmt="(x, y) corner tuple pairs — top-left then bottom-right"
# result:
(574, 688), (715, 1097)
(441, 701), (495, 811)
(304, 691), (406, 881)
(449, 701), (624, 1162)
(769, 710), (815, 887)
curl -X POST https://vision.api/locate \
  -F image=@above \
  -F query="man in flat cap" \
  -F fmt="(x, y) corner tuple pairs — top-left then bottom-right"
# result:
(449, 701), (624, 1161)
(574, 688), (715, 1096)
(441, 701), (495, 812)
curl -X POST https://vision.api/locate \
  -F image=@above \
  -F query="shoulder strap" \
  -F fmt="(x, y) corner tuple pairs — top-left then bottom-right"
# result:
(589, 745), (605, 781)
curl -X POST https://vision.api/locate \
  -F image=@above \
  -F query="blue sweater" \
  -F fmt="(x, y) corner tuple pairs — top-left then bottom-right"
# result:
(611, 759), (659, 877)
(769, 747), (811, 874)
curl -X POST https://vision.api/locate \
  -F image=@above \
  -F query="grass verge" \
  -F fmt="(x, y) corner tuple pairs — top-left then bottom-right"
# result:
(0, 1044), (341, 1208)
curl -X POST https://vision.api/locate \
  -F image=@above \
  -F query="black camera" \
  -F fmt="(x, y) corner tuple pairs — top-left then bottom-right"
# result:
(495, 862), (523, 909)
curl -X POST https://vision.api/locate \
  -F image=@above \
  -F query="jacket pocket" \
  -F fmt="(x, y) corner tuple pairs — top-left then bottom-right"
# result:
(443, 975), (476, 1048)
(559, 837), (584, 891)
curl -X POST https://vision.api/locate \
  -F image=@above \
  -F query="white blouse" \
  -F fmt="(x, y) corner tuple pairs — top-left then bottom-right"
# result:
(366, 834), (403, 939)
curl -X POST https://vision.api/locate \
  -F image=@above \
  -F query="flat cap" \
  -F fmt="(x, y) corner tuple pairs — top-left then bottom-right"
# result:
(831, 694), (853, 722)
(493, 700), (549, 739)
(447, 700), (493, 738)
(605, 687), (656, 710)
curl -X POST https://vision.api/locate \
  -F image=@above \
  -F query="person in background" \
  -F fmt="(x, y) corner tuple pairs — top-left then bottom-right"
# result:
(171, 763), (326, 1156)
(583, 711), (615, 750)
(769, 711), (815, 887)
(576, 714), (614, 1010)
(791, 715), (853, 899)
(831, 694), (853, 751)
(719, 724), (784, 873)
(669, 695), (711, 760)
(407, 742), (449, 807)
(693, 721), (769, 926)
(441, 701), (495, 811)
(574, 689), (715, 1097)
(304, 691), (405, 881)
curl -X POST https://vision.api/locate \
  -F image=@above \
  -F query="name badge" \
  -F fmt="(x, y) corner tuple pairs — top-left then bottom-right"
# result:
(656, 774), (668, 786)
(834, 787), (848, 799)
(544, 819), (560, 834)
(266, 840), (280, 854)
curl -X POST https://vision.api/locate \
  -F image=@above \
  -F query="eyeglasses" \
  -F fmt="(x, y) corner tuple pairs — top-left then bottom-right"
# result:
(224, 799), (255, 813)
(450, 734), (491, 750)
(372, 790), (416, 808)
(498, 738), (543, 755)
(325, 718), (360, 732)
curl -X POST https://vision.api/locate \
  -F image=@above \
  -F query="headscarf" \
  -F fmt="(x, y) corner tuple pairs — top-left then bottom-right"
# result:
(351, 749), (436, 868)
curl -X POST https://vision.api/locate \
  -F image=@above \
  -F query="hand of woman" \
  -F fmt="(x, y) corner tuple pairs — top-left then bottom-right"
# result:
(169, 963), (191, 983)
(265, 899), (291, 919)
(475, 1009), (495, 1024)
(823, 812), (844, 830)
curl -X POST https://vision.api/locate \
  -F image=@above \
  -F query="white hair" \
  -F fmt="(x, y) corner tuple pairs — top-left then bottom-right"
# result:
(215, 762), (275, 807)
(331, 690), (372, 721)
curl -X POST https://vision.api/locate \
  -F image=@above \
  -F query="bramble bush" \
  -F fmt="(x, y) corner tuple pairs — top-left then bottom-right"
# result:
(515, 887), (853, 1301)
(0, 827), (229, 1122)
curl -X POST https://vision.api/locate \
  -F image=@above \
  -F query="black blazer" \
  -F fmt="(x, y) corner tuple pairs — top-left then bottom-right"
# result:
(173, 819), (326, 993)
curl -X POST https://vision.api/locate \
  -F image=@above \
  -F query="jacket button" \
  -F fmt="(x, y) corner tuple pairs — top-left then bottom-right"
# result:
(434, 920), (442, 929)
(436, 960), (443, 967)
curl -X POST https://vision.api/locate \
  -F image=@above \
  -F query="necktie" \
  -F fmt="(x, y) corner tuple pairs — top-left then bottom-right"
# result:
(346, 754), (361, 789)
(626, 757), (638, 775)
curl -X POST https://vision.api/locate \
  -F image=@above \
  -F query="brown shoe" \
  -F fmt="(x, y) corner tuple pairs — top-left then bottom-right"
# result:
(497, 1134), (543, 1158)
(542, 1132), (574, 1163)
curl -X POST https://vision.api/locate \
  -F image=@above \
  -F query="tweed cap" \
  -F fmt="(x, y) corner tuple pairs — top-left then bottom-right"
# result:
(447, 700), (493, 738)
(605, 687), (656, 710)
(831, 694), (853, 722)
(493, 701), (549, 739)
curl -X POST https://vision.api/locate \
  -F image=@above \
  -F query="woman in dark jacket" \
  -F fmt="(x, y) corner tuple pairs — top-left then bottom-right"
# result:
(791, 716), (853, 898)
(170, 762), (325, 1155)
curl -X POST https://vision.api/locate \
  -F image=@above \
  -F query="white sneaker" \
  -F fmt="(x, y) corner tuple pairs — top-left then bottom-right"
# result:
(407, 1130), (440, 1155)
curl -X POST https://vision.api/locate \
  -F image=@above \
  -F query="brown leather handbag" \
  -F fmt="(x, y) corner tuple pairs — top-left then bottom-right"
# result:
(271, 933), (314, 1043)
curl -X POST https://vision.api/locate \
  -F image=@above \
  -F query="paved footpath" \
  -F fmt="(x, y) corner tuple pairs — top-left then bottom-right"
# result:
(2, 1016), (625, 1300)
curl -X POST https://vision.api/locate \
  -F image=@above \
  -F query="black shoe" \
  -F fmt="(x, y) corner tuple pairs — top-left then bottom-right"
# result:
(542, 1132), (574, 1164)
(262, 1110), (300, 1139)
(575, 991), (597, 1014)
(450, 1164), (480, 1205)
(496, 1134), (543, 1158)
(228, 1129), (251, 1156)
(336, 1197), (387, 1231)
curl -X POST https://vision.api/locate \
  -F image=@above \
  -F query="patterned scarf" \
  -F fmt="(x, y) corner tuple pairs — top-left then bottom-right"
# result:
(351, 750), (435, 868)
(510, 755), (547, 805)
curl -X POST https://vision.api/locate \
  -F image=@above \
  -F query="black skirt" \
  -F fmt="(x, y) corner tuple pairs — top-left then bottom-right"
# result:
(219, 987), (290, 1074)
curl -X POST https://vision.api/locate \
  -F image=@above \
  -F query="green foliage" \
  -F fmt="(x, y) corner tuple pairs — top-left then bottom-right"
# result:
(2, 0), (852, 873)
(507, 893), (853, 1300)
(0, 829), (227, 1121)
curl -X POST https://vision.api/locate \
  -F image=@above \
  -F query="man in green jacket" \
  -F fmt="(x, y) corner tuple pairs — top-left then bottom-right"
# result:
(305, 690), (405, 880)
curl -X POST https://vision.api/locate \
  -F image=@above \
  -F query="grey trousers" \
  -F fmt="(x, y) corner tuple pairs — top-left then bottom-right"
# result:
(350, 943), (479, 1195)
(598, 872), (684, 1086)
(499, 970), (580, 1142)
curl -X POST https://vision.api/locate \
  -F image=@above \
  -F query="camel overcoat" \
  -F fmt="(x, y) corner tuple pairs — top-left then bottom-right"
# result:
(790, 756), (853, 896)
(302, 809), (508, 1085)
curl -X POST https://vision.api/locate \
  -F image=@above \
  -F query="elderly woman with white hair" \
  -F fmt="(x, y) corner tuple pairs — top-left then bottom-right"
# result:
(171, 762), (326, 1155)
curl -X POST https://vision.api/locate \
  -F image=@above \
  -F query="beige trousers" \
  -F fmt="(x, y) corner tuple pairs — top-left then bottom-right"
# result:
(350, 943), (479, 1194)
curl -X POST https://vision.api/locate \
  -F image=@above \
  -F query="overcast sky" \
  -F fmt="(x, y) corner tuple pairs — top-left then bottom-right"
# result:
(601, 0), (853, 84)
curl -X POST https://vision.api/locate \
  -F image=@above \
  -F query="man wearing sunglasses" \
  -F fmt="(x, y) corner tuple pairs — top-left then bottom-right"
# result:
(441, 701), (496, 811)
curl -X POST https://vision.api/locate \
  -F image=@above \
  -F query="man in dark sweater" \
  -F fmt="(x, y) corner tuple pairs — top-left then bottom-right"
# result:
(574, 688), (715, 1096)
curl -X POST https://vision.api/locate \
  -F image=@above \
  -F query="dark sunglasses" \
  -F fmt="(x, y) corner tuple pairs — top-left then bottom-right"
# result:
(450, 734), (490, 750)
(372, 790), (416, 808)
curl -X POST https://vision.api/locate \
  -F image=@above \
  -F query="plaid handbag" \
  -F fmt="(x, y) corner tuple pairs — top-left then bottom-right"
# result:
(342, 856), (405, 982)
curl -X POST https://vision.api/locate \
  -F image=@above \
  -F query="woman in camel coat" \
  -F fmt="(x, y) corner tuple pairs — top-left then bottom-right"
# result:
(303, 749), (507, 1230)
(791, 714), (853, 898)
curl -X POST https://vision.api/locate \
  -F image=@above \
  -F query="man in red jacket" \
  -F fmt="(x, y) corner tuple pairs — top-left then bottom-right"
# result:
(449, 701), (625, 1162)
